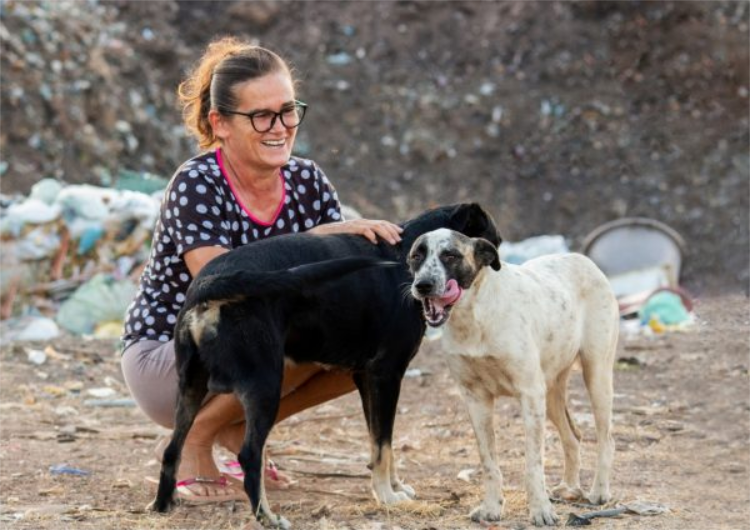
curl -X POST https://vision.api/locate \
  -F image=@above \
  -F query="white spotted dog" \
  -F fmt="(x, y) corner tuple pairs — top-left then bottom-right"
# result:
(407, 228), (619, 527)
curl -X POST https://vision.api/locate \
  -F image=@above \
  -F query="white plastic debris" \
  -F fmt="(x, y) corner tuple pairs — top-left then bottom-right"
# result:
(26, 349), (47, 365)
(499, 235), (569, 264)
(17, 317), (61, 341)
(86, 387), (117, 398)
(0, 198), (61, 235)
(457, 468), (476, 482)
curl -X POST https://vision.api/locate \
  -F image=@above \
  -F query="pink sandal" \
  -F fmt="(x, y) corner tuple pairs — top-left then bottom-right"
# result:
(174, 476), (247, 504)
(219, 459), (294, 489)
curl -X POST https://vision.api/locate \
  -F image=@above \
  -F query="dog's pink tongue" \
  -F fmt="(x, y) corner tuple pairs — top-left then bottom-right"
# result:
(434, 279), (463, 310)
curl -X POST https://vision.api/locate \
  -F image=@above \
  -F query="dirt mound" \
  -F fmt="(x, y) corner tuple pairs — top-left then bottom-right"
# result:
(1, 1), (748, 292)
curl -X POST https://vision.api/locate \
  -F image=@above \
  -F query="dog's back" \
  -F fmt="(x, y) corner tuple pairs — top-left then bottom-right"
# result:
(444, 253), (617, 371)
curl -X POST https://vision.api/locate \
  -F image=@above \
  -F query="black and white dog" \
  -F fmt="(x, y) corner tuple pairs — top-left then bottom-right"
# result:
(151, 204), (500, 529)
(408, 229), (618, 526)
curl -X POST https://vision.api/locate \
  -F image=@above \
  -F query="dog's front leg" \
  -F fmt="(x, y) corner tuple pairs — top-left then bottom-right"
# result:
(461, 388), (504, 522)
(519, 386), (559, 527)
(357, 373), (414, 504)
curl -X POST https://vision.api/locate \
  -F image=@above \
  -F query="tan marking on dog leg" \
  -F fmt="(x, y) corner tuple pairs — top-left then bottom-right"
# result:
(256, 449), (290, 529)
(389, 449), (416, 499)
(370, 440), (410, 504)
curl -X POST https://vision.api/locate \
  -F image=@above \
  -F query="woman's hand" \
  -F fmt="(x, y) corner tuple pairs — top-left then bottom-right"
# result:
(309, 219), (403, 245)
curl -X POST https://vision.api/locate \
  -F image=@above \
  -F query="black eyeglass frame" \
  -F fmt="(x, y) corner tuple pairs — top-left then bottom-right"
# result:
(219, 100), (308, 133)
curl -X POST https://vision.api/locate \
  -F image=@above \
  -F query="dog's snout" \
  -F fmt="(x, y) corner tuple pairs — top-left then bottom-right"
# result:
(414, 279), (434, 296)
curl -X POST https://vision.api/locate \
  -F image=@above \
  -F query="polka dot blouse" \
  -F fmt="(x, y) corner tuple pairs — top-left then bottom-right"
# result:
(122, 149), (342, 346)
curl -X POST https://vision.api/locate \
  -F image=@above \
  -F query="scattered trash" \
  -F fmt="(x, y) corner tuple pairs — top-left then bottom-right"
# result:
(499, 234), (569, 265)
(85, 387), (117, 398)
(582, 218), (697, 334)
(566, 507), (626, 526)
(93, 321), (127, 339)
(14, 317), (60, 341)
(456, 468), (476, 482)
(327, 51), (353, 65)
(639, 290), (692, 327)
(49, 464), (90, 476)
(582, 218), (686, 299)
(26, 349), (47, 365)
(622, 500), (671, 516)
(1, 179), (366, 339)
(404, 368), (433, 378)
(83, 398), (136, 408)
(623, 289), (695, 336)
(615, 356), (645, 371)
(564, 501), (669, 526)
(55, 273), (137, 335)
(1, 178), (160, 330)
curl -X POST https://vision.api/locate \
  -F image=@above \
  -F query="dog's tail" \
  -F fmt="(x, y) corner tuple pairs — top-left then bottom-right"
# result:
(185, 257), (399, 307)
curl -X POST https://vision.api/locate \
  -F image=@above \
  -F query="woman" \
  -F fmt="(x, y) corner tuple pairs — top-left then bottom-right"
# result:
(120, 37), (402, 503)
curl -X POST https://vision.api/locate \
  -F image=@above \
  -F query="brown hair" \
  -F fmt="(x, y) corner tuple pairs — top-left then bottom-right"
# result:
(178, 36), (291, 149)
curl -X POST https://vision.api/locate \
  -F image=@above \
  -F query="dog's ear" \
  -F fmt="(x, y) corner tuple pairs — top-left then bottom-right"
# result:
(473, 237), (501, 271)
(450, 203), (502, 248)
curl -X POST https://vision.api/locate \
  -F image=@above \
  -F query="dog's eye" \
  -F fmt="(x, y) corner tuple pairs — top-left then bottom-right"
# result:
(442, 253), (460, 263)
(410, 253), (424, 263)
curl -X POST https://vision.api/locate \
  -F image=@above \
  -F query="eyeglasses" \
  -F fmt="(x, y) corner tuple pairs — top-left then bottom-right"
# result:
(220, 100), (308, 133)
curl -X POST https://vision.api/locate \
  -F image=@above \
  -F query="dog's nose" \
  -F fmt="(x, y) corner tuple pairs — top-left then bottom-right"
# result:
(414, 280), (434, 296)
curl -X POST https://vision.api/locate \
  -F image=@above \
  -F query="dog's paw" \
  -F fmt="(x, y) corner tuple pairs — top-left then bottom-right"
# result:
(259, 513), (291, 530)
(147, 496), (174, 513)
(586, 487), (612, 505)
(240, 521), (267, 530)
(550, 482), (584, 502)
(529, 501), (559, 527)
(393, 481), (416, 499)
(376, 489), (413, 504)
(470, 501), (504, 523)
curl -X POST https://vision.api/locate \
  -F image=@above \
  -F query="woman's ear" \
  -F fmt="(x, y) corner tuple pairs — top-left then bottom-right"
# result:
(473, 237), (501, 271)
(209, 109), (229, 141)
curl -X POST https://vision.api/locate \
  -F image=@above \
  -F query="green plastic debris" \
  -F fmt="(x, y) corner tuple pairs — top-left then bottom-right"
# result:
(115, 169), (168, 195)
(638, 291), (690, 326)
(56, 274), (137, 335)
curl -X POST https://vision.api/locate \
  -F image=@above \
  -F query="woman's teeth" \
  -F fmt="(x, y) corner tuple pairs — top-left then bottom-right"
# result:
(262, 139), (285, 147)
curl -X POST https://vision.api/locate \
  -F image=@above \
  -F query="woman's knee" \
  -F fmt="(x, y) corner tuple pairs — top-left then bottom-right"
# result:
(120, 342), (178, 429)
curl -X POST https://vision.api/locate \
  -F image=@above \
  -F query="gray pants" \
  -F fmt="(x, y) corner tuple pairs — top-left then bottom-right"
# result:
(121, 340), (182, 429)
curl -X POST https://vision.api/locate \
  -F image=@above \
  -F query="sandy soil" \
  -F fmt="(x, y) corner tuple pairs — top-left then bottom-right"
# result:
(0, 294), (748, 530)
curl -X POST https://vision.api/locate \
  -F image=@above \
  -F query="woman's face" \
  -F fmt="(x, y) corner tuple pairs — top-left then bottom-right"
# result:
(219, 69), (298, 174)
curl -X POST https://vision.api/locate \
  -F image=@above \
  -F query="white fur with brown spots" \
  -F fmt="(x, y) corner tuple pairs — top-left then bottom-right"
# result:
(408, 228), (619, 527)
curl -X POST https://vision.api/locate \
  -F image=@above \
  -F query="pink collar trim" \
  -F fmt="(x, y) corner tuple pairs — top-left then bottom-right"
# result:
(215, 148), (286, 227)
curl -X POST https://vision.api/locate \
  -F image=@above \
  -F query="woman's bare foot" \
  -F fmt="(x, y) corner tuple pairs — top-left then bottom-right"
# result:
(215, 423), (294, 490)
(154, 431), (293, 495)
(176, 440), (245, 501)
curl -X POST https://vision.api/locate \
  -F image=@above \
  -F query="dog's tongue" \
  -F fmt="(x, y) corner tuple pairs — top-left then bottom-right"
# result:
(433, 279), (463, 310)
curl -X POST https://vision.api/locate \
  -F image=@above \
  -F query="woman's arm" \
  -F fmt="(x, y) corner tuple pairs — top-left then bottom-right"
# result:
(308, 219), (403, 245)
(184, 246), (230, 277)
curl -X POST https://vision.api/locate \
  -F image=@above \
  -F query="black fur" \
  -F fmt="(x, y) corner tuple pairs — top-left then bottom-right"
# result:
(151, 203), (499, 523)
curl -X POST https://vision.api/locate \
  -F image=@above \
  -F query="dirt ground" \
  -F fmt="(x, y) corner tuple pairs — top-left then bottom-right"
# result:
(0, 294), (748, 530)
